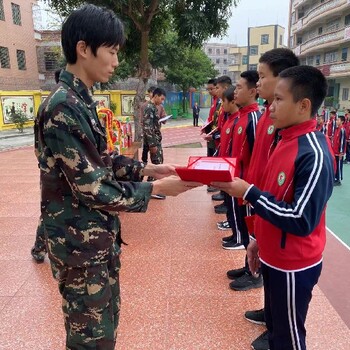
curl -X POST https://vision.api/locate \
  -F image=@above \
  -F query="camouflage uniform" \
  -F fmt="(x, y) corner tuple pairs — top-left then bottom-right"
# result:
(142, 102), (164, 165)
(34, 70), (153, 350)
(31, 216), (47, 262)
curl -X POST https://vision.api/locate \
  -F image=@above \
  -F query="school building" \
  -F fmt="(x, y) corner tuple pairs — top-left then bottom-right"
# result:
(289, 0), (350, 110)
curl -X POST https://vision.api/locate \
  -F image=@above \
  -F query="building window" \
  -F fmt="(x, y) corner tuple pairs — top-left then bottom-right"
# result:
(16, 49), (26, 70)
(279, 34), (283, 46)
(342, 88), (349, 101)
(307, 56), (314, 66)
(223, 58), (227, 64)
(224, 49), (227, 54)
(296, 36), (302, 45)
(11, 3), (21, 25)
(342, 48), (348, 61)
(261, 34), (269, 45)
(345, 14), (350, 26)
(216, 58), (220, 64)
(0, 0), (5, 21)
(44, 52), (60, 71)
(324, 51), (338, 63)
(0, 46), (10, 68)
(216, 48), (220, 54)
(298, 9), (304, 20)
(315, 55), (321, 65)
(242, 55), (248, 65)
(208, 48), (212, 54)
(318, 27), (323, 35)
(248, 64), (257, 71)
(249, 46), (258, 55)
(223, 70), (227, 75)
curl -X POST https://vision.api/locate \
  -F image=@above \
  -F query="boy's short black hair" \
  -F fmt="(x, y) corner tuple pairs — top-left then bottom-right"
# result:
(330, 110), (337, 116)
(259, 48), (300, 77)
(147, 86), (156, 94)
(207, 78), (217, 85)
(223, 85), (236, 102)
(217, 75), (232, 86)
(240, 70), (259, 89)
(153, 87), (166, 97)
(338, 115), (346, 123)
(54, 68), (62, 84)
(279, 65), (328, 117)
(62, 4), (125, 64)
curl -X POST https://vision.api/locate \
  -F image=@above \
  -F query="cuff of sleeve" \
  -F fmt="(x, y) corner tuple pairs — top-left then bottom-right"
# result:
(244, 185), (261, 206)
(243, 184), (254, 200)
(137, 182), (153, 211)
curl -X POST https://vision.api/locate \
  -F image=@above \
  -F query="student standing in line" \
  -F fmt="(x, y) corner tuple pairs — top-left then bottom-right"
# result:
(332, 115), (347, 186)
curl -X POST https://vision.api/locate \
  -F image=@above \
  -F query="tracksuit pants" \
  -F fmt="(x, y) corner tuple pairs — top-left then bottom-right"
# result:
(261, 261), (322, 350)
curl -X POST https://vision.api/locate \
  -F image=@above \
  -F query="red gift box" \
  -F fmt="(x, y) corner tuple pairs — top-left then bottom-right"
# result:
(175, 156), (236, 185)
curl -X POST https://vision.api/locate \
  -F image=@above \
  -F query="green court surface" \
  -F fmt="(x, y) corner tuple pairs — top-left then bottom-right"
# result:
(326, 163), (350, 248)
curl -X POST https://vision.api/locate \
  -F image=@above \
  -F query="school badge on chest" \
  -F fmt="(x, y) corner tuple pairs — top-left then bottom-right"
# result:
(267, 125), (275, 135)
(277, 172), (286, 186)
(238, 126), (243, 134)
(226, 128), (230, 134)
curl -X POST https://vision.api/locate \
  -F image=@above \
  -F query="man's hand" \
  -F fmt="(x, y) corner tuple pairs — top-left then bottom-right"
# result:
(144, 163), (179, 179)
(152, 176), (203, 196)
(203, 134), (212, 141)
(247, 240), (260, 276)
(211, 177), (251, 198)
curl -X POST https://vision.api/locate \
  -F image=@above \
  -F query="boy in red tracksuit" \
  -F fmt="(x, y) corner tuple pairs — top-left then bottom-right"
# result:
(327, 110), (337, 142)
(213, 65), (334, 350)
(332, 115), (346, 185)
(344, 109), (350, 163)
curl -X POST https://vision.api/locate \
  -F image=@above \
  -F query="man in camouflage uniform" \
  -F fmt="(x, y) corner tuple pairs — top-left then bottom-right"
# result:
(34, 5), (198, 350)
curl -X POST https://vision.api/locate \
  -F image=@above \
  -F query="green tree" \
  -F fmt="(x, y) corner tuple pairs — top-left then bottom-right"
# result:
(44, 0), (239, 140)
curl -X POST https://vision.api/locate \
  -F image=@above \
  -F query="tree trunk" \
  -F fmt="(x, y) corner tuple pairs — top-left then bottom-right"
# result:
(133, 30), (152, 141)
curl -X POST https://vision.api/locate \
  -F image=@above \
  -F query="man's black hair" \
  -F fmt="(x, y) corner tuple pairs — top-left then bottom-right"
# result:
(338, 115), (346, 123)
(223, 85), (236, 102)
(207, 78), (217, 85)
(147, 86), (156, 94)
(330, 110), (337, 115)
(54, 68), (62, 84)
(153, 87), (166, 97)
(240, 70), (259, 89)
(259, 48), (300, 77)
(216, 75), (232, 86)
(61, 4), (125, 64)
(279, 65), (328, 117)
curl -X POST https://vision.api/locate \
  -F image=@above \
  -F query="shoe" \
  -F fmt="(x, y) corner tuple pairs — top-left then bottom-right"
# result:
(222, 241), (244, 250)
(245, 309), (266, 325)
(222, 234), (235, 243)
(218, 221), (231, 230)
(215, 204), (227, 214)
(147, 176), (155, 182)
(251, 330), (269, 350)
(31, 247), (45, 263)
(334, 180), (341, 186)
(229, 273), (263, 291)
(207, 186), (219, 193)
(217, 220), (227, 227)
(151, 194), (166, 199)
(227, 267), (246, 280)
(214, 202), (225, 209)
(212, 192), (224, 201)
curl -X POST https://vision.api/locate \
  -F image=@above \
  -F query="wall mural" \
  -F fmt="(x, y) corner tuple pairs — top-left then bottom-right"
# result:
(93, 94), (110, 109)
(1, 96), (35, 124)
(121, 95), (135, 115)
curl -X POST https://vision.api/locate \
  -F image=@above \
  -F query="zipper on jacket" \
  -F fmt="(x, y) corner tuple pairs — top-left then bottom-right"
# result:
(281, 231), (287, 249)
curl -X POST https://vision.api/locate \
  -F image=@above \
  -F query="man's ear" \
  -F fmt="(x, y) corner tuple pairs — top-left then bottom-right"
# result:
(299, 98), (312, 114)
(76, 40), (88, 59)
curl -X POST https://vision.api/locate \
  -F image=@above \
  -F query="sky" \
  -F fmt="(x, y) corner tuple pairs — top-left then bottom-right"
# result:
(211, 0), (291, 46)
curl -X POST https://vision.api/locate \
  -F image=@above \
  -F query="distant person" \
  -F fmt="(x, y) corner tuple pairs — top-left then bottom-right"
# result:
(316, 114), (327, 135)
(192, 101), (200, 126)
(327, 110), (337, 142)
(332, 115), (346, 185)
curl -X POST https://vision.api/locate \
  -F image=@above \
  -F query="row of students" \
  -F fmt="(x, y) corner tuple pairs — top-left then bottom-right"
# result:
(204, 48), (335, 350)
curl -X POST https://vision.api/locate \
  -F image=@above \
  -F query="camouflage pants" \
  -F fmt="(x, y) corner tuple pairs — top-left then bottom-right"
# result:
(149, 143), (164, 165)
(32, 216), (47, 258)
(55, 252), (121, 350)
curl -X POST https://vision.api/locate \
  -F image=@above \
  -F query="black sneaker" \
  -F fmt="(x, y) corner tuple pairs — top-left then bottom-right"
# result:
(221, 234), (235, 243)
(245, 309), (266, 325)
(212, 192), (224, 201)
(218, 221), (231, 230)
(229, 273), (263, 291)
(251, 330), (269, 350)
(217, 220), (227, 227)
(151, 194), (166, 199)
(31, 247), (45, 263)
(214, 202), (225, 209)
(215, 204), (227, 214)
(334, 180), (341, 186)
(222, 241), (244, 250)
(207, 186), (219, 193)
(227, 267), (246, 280)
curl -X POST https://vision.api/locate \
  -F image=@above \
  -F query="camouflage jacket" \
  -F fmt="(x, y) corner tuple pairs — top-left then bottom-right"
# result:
(34, 70), (153, 268)
(142, 101), (162, 146)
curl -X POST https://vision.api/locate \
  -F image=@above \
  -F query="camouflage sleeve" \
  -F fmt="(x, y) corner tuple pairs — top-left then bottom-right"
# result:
(43, 103), (152, 213)
(143, 105), (157, 147)
(110, 153), (145, 182)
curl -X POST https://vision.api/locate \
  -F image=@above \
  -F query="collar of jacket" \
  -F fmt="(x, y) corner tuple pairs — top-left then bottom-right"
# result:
(280, 119), (317, 141)
(59, 70), (98, 110)
(239, 102), (259, 115)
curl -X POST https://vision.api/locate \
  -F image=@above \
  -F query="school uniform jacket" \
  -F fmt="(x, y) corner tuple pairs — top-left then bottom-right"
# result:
(316, 123), (327, 135)
(218, 111), (240, 157)
(327, 116), (336, 140)
(332, 125), (346, 156)
(244, 119), (334, 271)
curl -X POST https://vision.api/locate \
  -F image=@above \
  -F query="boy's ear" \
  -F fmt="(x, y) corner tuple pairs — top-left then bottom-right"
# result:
(76, 40), (88, 59)
(299, 98), (312, 114)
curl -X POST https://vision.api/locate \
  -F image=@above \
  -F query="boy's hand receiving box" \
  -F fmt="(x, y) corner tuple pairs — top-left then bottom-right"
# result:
(175, 157), (236, 185)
